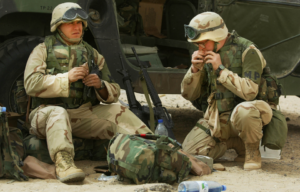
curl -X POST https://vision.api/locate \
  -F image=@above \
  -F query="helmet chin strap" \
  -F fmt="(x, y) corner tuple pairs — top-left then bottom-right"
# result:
(57, 29), (83, 44)
(213, 41), (219, 52)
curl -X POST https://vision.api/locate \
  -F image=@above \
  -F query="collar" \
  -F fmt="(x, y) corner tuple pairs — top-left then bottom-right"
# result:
(56, 30), (83, 46)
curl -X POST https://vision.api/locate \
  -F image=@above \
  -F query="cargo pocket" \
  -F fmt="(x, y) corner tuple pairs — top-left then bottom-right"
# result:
(30, 109), (48, 139)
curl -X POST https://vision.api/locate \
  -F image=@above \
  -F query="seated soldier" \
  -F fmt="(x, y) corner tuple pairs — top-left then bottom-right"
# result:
(24, 2), (152, 183)
(181, 12), (273, 171)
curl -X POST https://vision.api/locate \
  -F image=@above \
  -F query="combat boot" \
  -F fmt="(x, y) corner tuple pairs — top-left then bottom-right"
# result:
(244, 141), (261, 171)
(55, 151), (85, 182)
(226, 137), (245, 162)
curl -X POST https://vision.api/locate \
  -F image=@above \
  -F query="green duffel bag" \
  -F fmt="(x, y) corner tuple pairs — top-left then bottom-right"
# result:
(107, 133), (191, 184)
(261, 109), (288, 150)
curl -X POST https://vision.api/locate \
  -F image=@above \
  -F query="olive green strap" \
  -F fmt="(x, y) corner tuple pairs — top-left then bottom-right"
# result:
(196, 122), (211, 135)
(140, 74), (155, 132)
(156, 136), (180, 152)
(177, 155), (191, 182)
(114, 160), (140, 174)
(214, 92), (235, 100)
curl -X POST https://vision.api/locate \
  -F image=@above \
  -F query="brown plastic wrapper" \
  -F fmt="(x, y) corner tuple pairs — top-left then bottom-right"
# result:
(21, 156), (56, 179)
(168, 144), (211, 176)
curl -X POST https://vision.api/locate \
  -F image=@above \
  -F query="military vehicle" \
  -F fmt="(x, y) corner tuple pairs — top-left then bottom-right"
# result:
(0, 0), (299, 113)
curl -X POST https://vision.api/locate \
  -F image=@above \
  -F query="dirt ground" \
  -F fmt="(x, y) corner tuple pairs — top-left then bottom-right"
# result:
(1, 92), (300, 192)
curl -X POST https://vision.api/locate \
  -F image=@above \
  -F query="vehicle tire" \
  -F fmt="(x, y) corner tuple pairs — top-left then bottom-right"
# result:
(0, 36), (44, 112)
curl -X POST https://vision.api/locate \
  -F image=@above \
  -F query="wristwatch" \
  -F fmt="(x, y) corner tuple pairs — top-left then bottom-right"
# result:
(96, 80), (106, 91)
(216, 64), (225, 76)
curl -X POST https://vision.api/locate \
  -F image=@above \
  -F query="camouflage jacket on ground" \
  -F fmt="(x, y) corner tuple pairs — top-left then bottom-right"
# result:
(181, 31), (266, 137)
(24, 34), (120, 108)
(0, 112), (28, 180)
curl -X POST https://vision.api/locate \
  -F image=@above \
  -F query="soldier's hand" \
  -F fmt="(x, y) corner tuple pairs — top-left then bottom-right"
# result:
(83, 74), (101, 88)
(191, 50), (205, 72)
(204, 51), (222, 70)
(68, 67), (89, 83)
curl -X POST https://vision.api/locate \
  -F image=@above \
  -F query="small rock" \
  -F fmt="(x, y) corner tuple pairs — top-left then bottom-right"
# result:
(6, 180), (15, 184)
(149, 184), (176, 192)
(286, 117), (290, 121)
(134, 187), (148, 192)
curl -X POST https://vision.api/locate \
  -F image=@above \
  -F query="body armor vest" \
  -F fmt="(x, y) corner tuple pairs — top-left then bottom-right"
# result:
(31, 34), (99, 109)
(204, 31), (253, 113)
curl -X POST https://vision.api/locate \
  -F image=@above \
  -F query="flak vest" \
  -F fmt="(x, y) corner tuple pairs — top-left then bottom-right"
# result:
(31, 34), (99, 109)
(204, 31), (253, 113)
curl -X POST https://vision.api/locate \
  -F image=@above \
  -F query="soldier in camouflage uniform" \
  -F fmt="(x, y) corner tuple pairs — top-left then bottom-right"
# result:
(181, 12), (273, 171)
(24, 2), (152, 183)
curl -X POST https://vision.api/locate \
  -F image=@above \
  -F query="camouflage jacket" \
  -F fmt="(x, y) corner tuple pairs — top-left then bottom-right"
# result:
(24, 34), (120, 107)
(181, 31), (266, 137)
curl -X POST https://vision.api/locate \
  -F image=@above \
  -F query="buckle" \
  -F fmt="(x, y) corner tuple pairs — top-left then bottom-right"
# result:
(110, 157), (118, 165)
(215, 93), (223, 100)
(205, 128), (211, 135)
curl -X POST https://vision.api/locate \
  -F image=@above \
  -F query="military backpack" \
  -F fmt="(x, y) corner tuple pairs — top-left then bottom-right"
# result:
(256, 67), (287, 150)
(256, 67), (282, 106)
(107, 133), (191, 184)
(0, 111), (28, 181)
(261, 108), (288, 150)
(116, 0), (144, 37)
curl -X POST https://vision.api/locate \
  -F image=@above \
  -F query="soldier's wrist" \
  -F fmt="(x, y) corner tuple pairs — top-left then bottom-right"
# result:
(95, 80), (106, 91)
(216, 64), (225, 76)
(191, 65), (200, 73)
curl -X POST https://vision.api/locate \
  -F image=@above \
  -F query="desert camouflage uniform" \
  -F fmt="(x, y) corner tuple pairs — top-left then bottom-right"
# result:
(24, 34), (152, 161)
(181, 32), (273, 159)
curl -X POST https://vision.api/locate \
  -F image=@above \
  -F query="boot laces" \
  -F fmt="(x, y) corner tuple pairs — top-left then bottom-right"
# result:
(61, 151), (73, 166)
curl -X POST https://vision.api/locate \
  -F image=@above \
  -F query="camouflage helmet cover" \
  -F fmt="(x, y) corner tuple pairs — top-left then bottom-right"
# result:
(50, 2), (88, 32)
(187, 12), (228, 43)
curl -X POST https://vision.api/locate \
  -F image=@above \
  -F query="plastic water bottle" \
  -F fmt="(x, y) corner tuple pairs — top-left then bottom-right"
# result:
(97, 173), (118, 181)
(155, 119), (168, 136)
(0, 107), (6, 112)
(178, 181), (226, 192)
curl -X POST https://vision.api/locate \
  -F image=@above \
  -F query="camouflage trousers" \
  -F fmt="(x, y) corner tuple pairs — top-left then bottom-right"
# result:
(29, 102), (153, 161)
(182, 100), (272, 160)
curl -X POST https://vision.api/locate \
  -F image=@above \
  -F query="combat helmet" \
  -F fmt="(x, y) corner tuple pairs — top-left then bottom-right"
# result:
(184, 12), (228, 43)
(50, 2), (88, 32)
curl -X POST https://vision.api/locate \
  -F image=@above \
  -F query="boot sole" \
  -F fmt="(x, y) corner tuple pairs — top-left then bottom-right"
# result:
(57, 172), (86, 183)
(244, 167), (261, 171)
(244, 164), (261, 171)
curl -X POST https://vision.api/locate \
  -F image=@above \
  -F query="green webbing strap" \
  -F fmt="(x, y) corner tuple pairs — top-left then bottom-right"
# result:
(156, 136), (180, 152)
(204, 64), (212, 95)
(214, 92), (235, 100)
(196, 122), (211, 135)
(178, 156), (190, 182)
(140, 74), (155, 132)
(56, 59), (69, 64)
(115, 160), (140, 174)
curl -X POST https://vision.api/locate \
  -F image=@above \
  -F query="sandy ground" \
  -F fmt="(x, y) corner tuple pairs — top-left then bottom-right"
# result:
(1, 91), (300, 192)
